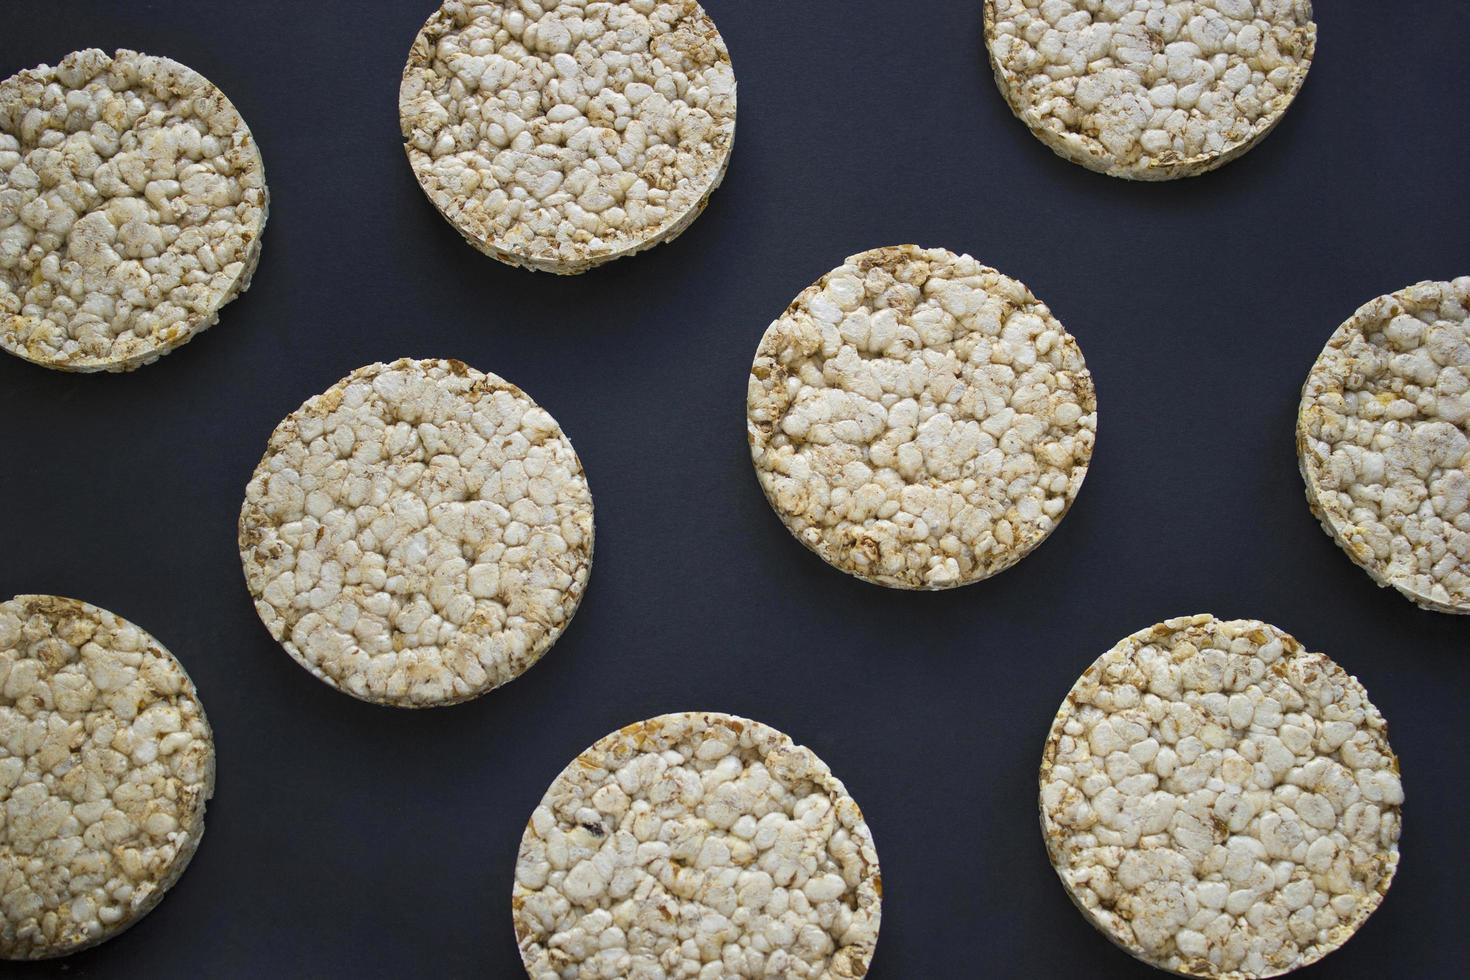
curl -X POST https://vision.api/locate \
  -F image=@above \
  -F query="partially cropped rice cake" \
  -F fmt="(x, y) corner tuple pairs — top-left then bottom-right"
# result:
(400, 0), (737, 273)
(1298, 278), (1470, 614)
(514, 712), (882, 978)
(0, 595), (215, 959)
(0, 48), (267, 371)
(983, 1), (1316, 180)
(747, 245), (1096, 589)
(1040, 615), (1402, 978)
(238, 358), (594, 707)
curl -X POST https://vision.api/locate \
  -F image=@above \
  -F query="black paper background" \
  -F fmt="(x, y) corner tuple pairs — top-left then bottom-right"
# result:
(2, 2), (1468, 977)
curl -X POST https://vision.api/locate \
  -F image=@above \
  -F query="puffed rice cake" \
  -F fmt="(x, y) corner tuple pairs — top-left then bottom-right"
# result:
(0, 48), (268, 371)
(238, 357), (594, 708)
(983, 1), (1316, 180)
(1298, 279), (1470, 614)
(0, 595), (215, 959)
(399, 0), (737, 274)
(747, 245), (1097, 589)
(1040, 615), (1401, 978)
(513, 711), (882, 978)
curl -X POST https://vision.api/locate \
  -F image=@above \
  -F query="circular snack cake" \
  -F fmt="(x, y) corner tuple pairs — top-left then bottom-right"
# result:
(238, 358), (594, 707)
(514, 712), (882, 978)
(0, 595), (215, 959)
(1040, 615), (1402, 978)
(399, 0), (737, 274)
(1298, 279), (1470, 614)
(747, 245), (1096, 589)
(0, 48), (268, 371)
(983, 0), (1316, 180)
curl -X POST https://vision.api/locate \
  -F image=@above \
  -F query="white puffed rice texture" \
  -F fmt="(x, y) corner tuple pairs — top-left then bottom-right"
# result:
(400, 0), (736, 274)
(0, 595), (214, 959)
(984, 0), (1316, 180)
(747, 245), (1097, 590)
(1298, 278), (1470, 615)
(1040, 615), (1401, 978)
(238, 358), (594, 707)
(0, 48), (268, 371)
(514, 712), (882, 979)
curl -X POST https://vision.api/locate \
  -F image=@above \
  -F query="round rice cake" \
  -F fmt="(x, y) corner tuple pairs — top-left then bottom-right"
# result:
(399, 0), (737, 274)
(983, 0), (1316, 180)
(238, 357), (594, 708)
(1040, 614), (1402, 978)
(0, 48), (268, 371)
(747, 245), (1097, 589)
(513, 711), (882, 978)
(0, 595), (215, 959)
(1298, 278), (1470, 614)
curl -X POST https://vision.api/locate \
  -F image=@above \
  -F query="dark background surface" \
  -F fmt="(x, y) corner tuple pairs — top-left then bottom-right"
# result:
(2, 1), (1468, 977)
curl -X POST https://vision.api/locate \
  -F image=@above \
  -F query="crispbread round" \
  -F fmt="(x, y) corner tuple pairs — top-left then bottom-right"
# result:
(399, 0), (737, 274)
(1040, 615), (1402, 979)
(0, 595), (215, 959)
(983, 1), (1315, 180)
(747, 245), (1096, 590)
(238, 358), (594, 708)
(1298, 279), (1470, 615)
(0, 48), (268, 371)
(513, 712), (882, 979)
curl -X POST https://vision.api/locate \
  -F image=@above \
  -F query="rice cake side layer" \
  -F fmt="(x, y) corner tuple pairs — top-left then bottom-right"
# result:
(984, 1), (1315, 180)
(0, 49), (267, 371)
(514, 712), (882, 978)
(748, 245), (1096, 589)
(238, 358), (594, 707)
(0, 595), (214, 959)
(400, 0), (736, 273)
(1040, 615), (1401, 978)
(1298, 278), (1470, 614)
